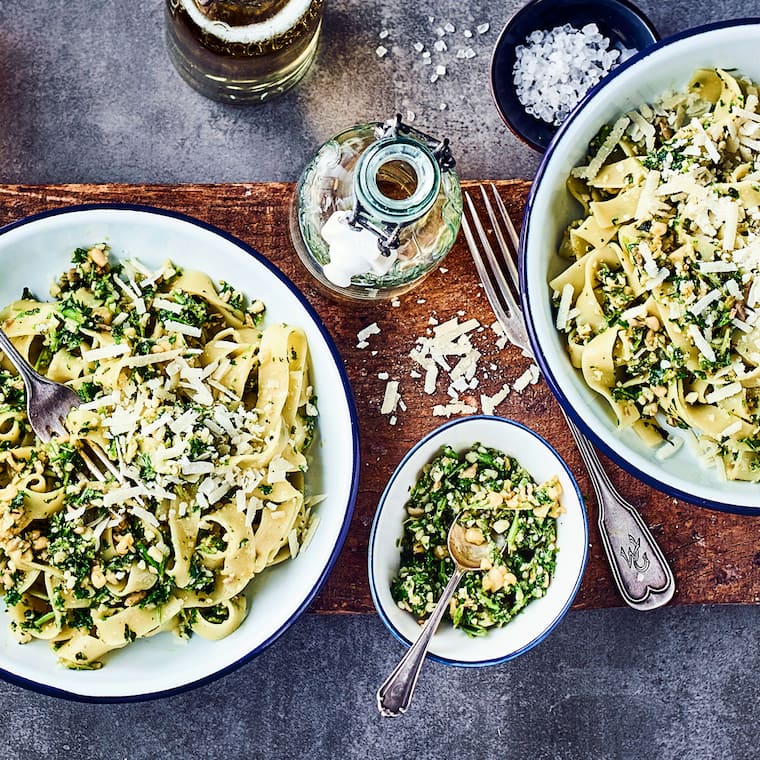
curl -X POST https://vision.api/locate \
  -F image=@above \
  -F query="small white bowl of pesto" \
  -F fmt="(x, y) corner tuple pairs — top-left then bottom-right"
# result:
(368, 415), (588, 666)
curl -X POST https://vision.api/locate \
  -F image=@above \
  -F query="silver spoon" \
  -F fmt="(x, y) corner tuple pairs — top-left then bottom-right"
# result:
(376, 518), (491, 717)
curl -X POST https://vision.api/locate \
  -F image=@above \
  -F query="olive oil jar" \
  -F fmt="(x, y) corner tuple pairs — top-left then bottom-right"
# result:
(290, 115), (463, 300)
(165, 0), (324, 103)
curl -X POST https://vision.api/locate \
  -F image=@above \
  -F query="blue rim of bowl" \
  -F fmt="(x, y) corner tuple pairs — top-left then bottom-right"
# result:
(368, 414), (588, 667)
(490, 0), (660, 152)
(521, 17), (760, 514)
(0, 203), (361, 701)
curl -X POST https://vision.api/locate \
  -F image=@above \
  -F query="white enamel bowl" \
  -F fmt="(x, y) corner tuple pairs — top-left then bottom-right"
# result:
(522, 19), (760, 513)
(0, 205), (359, 700)
(368, 416), (587, 666)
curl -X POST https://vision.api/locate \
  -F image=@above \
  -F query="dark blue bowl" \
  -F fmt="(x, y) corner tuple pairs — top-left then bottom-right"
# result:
(490, 0), (659, 152)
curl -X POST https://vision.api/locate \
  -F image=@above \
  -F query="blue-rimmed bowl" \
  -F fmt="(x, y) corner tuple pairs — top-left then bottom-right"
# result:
(368, 416), (587, 667)
(0, 205), (359, 700)
(490, 0), (659, 152)
(521, 19), (760, 513)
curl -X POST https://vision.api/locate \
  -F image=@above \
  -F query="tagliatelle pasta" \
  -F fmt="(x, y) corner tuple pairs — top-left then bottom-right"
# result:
(0, 245), (317, 668)
(553, 68), (760, 481)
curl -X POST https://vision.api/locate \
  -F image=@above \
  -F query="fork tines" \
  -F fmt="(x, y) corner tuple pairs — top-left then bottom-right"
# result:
(461, 183), (533, 357)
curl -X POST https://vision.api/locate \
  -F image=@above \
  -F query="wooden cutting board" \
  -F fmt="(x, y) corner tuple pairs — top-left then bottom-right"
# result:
(1, 180), (759, 613)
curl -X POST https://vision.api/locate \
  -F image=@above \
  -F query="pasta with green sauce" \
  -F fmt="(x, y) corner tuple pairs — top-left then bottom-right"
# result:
(391, 444), (562, 636)
(0, 245), (318, 668)
(553, 68), (760, 480)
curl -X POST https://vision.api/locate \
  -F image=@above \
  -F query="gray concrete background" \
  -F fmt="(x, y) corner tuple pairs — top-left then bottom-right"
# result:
(1, 1), (760, 758)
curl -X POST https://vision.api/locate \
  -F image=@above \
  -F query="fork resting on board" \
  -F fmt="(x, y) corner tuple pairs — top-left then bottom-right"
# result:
(461, 183), (675, 611)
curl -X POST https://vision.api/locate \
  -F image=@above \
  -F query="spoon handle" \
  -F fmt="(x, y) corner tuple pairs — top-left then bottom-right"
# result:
(566, 417), (675, 609)
(376, 566), (464, 717)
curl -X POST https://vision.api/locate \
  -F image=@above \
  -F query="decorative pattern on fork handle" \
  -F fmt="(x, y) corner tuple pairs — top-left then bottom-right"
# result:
(462, 183), (675, 610)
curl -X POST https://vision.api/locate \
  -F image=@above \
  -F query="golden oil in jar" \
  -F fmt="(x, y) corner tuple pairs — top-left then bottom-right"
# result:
(165, 0), (324, 103)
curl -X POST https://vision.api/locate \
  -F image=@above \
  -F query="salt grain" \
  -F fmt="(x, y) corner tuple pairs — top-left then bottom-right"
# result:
(512, 23), (624, 126)
(376, 45), (388, 58)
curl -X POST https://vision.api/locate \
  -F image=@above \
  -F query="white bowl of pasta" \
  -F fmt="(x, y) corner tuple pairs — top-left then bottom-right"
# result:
(522, 19), (760, 512)
(0, 205), (359, 700)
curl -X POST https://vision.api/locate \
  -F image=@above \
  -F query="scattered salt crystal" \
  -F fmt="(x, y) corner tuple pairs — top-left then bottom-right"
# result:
(422, 50), (431, 59)
(435, 26), (445, 37)
(413, 41), (424, 53)
(439, 267), (448, 274)
(406, 109), (416, 122)
(391, 298), (401, 308)
(430, 73), (439, 83)
(439, 102), (447, 111)
(376, 45), (388, 58)
(477, 23), (490, 34)
(379, 29), (389, 39)
(444, 22), (455, 33)
(378, 371), (389, 380)
(463, 29), (473, 38)
(435, 64), (446, 75)
(434, 40), (447, 52)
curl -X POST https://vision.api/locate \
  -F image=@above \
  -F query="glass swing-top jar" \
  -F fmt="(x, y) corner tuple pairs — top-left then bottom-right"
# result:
(290, 115), (462, 300)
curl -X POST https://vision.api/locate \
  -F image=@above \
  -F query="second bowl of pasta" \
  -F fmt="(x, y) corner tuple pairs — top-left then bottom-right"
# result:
(522, 19), (760, 512)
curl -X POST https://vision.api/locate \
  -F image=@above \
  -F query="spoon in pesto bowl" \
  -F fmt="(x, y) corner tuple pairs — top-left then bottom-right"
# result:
(376, 518), (492, 717)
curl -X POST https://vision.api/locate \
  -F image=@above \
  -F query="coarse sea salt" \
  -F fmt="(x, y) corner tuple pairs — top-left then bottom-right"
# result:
(512, 23), (628, 126)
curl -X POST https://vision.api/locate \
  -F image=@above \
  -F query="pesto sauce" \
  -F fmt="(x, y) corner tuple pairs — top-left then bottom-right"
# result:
(390, 444), (561, 637)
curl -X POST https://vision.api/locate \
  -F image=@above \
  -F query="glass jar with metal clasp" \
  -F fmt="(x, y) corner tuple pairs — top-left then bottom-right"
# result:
(290, 115), (463, 300)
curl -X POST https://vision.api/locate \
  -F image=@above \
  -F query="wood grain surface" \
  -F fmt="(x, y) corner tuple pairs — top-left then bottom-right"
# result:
(1, 180), (759, 612)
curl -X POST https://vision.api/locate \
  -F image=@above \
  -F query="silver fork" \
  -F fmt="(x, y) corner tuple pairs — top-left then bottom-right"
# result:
(462, 183), (675, 611)
(0, 327), (122, 483)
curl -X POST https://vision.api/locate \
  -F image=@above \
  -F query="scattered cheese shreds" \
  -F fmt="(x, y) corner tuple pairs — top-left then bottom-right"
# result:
(380, 380), (401, 415)
(357, 322), (381, 345)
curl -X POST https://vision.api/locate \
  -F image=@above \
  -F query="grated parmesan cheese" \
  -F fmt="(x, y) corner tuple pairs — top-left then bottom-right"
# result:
(82, 343), (130, 362)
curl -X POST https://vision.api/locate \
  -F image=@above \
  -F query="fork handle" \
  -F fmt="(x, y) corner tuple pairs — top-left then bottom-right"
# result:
(564, 412), (675, 610)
